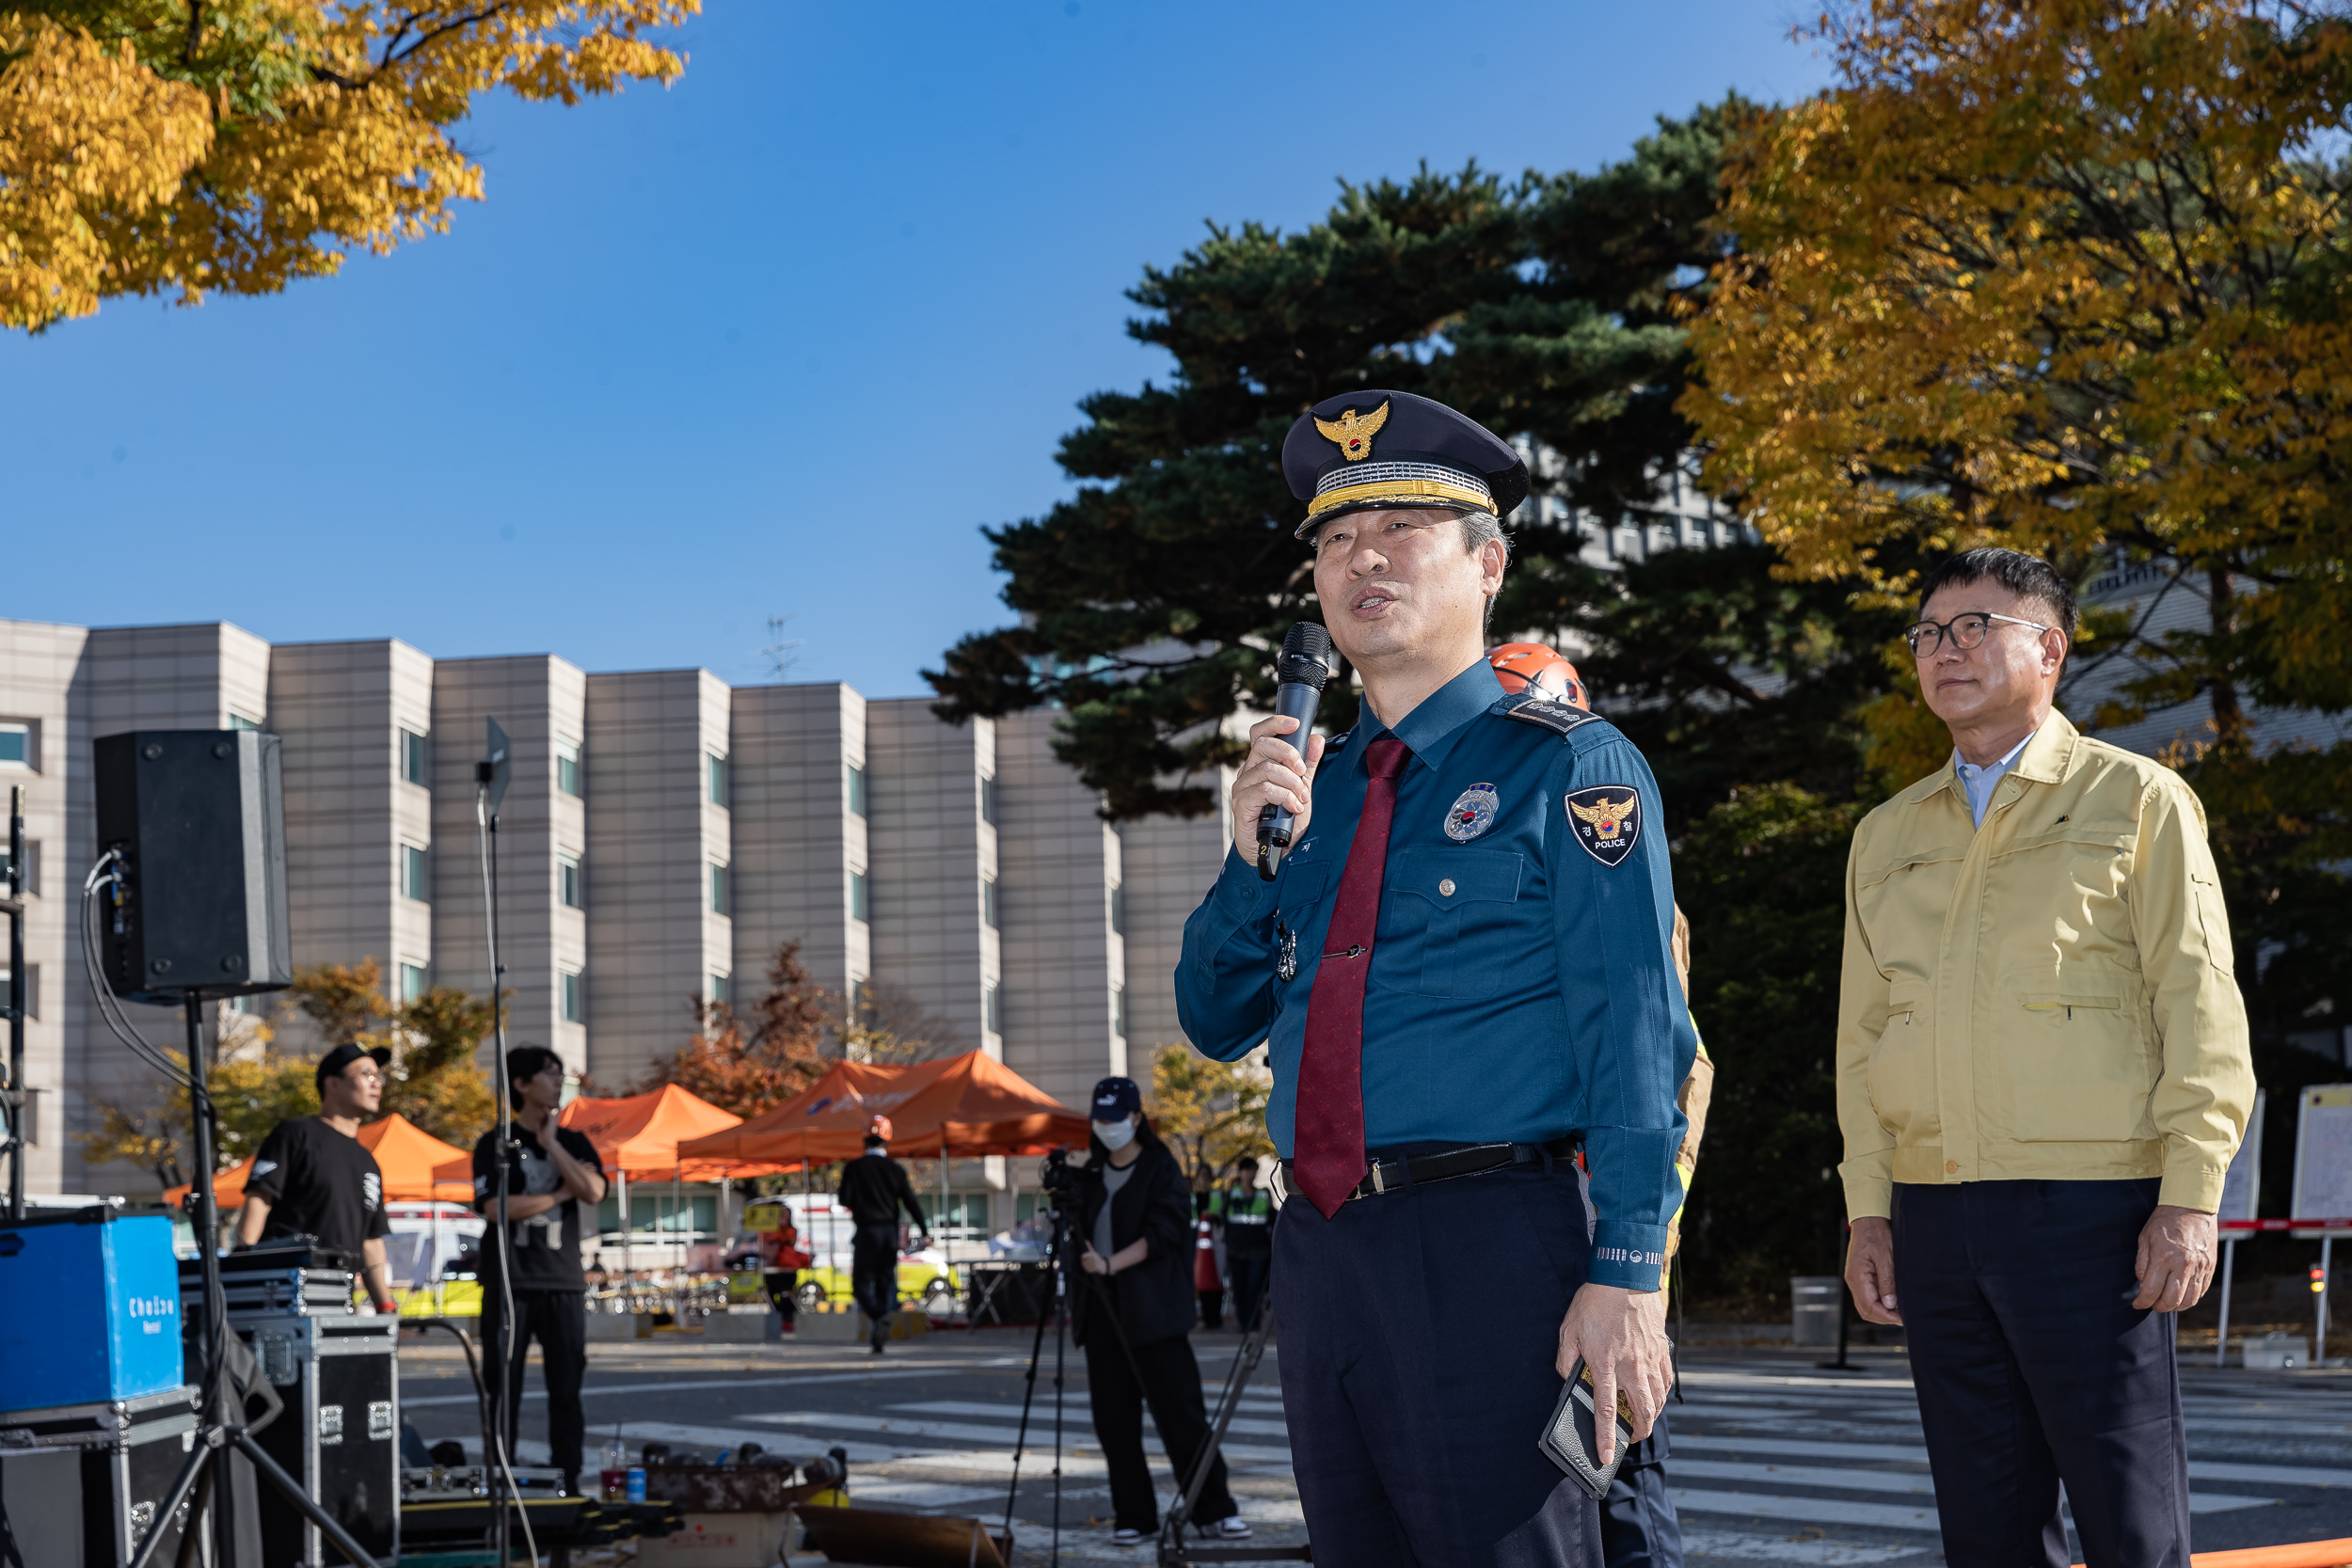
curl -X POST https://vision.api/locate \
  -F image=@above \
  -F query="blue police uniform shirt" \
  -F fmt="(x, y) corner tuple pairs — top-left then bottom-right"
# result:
(1175, 657), (1695, 1291)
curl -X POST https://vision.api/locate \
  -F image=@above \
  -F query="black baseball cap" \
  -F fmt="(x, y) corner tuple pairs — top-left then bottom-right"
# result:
(315, 1043), (390, 1095)
(1090, 1077), (1141, 1121)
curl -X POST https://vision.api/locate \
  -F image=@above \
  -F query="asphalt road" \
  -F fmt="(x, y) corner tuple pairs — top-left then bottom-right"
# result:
(395, 1330), (2352, 1566)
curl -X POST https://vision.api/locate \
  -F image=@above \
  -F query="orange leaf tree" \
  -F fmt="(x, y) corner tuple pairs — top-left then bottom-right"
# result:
(1, 0), (694, 329)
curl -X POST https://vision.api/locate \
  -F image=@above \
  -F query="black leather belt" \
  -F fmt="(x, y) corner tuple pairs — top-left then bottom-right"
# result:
(1273, 1136), (1583, 1207)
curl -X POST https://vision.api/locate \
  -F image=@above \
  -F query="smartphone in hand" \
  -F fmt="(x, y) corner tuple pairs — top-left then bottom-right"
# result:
(1537, 1357), (1635, 1499)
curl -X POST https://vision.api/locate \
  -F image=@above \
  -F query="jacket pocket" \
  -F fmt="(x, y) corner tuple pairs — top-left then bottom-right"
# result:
(1383, 846), (1524, 999)
(1866, 977), (1933, 1138)
(1997, 968), (2157, 1143)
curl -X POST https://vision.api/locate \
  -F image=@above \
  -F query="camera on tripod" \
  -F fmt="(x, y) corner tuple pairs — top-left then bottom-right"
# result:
(1037, 1146), (1096, 1211)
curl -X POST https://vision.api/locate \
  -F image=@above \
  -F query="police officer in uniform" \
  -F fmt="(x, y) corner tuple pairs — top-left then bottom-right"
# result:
(1177, 390), (1694, 1564)
(1210, 1157), (1275, 1332)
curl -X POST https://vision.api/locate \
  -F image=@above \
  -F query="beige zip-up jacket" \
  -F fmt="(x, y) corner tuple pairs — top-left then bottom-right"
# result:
(1836, 710), (2252, 1220)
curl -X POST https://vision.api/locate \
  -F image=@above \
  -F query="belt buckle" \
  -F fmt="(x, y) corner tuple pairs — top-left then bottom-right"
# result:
(1369, 1161), (1388, 1197)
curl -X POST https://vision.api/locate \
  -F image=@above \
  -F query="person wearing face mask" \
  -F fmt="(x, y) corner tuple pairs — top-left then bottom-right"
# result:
(1070, 1076), (1251, 1547)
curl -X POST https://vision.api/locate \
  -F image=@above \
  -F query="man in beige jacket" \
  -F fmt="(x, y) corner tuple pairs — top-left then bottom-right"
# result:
(1836, 548), (2251, 1568)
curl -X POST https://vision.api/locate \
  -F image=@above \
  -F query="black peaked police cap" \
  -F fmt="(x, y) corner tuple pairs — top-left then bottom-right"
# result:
(1281, 389), (1530, 541)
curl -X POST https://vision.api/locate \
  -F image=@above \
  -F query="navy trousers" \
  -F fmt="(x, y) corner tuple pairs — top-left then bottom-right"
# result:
(1892, 1180), (2190, 1568)
(1274, 1147), (1603, 1567)
(851, 1223), (900, 1324)
(1598, 1414), (1681, 1568)
(1228, 1250), (1271, 1333)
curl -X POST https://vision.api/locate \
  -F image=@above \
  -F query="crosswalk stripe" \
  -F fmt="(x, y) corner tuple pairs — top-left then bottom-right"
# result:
(1670, 1488), (1942, 1531)
(889, 1401), (1293, 1438)
(1673, 1460), (1935, 1497)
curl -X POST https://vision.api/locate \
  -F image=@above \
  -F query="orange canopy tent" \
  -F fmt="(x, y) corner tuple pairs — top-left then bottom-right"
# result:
(167, 1111), (474, 1209)
(426, 1082), (794, 1187)
(675, 1050), (1089, 1168)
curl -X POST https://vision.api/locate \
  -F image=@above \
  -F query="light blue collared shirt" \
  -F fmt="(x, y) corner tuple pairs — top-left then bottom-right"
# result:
(1954, 730), (2035, 828)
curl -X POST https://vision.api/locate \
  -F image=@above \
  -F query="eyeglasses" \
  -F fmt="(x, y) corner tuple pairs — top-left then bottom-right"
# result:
(1903, 610), (2054, 657)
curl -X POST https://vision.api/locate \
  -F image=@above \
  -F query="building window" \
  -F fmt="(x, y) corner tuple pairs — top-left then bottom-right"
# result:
(707, 752), (730, 807)
(401, 844), (429, 902)
(981, 876), (999, 930)
(561, 969), (584, 1024)
(847, 763), (867, 817)
(0, 723), (27, 768)
(401, 728), (428, 786)
(224, 992), (258, 1016)
(556, 739), (583, 798)
(1, 965), (37, 1021)
(1111, 983), (1126, 1041)
(1108, 883), (1125, 935)
(558, 853), (583, 910)
(709, 862), (731, 916)
(978, 773), (997, 825)
(229, 713), (262, 732)
(849, 869), (869, 922)
(709, 972), (731, 1006)
(399, 963), (427, 1003)
(983, 982), (1000, 1036)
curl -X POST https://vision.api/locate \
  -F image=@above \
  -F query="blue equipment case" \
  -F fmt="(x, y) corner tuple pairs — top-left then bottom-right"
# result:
(0, 1207), (183, 1409)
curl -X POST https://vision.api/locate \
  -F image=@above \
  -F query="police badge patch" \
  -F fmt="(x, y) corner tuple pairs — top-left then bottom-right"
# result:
(1564, 786), (1642, 867)
(1444, 784), (1500, 842)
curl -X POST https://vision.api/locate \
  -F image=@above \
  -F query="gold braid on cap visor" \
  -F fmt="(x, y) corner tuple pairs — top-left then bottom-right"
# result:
(1303, 461), (1496, 524)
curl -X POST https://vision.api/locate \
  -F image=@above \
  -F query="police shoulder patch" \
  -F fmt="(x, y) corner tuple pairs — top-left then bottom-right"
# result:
(1564, 785), (1642, 867)
(1503, 697), (1600, 737)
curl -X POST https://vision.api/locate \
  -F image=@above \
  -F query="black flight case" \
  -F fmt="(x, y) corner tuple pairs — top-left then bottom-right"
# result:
(0, 1384), (201, 1567)
(183, 1243), (401, 1566)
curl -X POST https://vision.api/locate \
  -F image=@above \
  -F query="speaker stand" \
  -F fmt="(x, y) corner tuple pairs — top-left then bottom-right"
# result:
(129, 991), (382, 1568)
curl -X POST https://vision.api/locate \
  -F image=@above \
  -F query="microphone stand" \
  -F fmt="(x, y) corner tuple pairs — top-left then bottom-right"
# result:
(477, 764), (518, 1568)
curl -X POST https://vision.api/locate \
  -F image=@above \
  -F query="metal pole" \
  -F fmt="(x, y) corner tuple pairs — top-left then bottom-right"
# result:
(2217, 1236), (2237, 1369)
(6, 784), (24, 1221)
(2319, 1235), (2333, 1367)
(183, 990), (237, 1568)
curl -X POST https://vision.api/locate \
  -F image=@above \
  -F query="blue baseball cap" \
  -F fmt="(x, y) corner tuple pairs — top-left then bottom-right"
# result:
(1089, 1077), (1141, 1121)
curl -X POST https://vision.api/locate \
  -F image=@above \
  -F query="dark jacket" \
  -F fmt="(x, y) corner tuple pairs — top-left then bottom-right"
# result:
(1065, 1135), (1196, 1351)
(836, 1150), (927, 1229)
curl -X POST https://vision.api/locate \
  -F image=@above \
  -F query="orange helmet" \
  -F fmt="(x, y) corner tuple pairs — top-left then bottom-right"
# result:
(866, 1115), (893, 1143)
(1486, 643), (1588, 710)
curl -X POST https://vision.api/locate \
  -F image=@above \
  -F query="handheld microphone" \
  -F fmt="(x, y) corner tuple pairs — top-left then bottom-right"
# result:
(1256, 621), (1332, 881)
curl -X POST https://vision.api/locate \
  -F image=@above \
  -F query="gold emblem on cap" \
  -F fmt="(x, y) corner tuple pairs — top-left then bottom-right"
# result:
(1314, 401), (1390, 463)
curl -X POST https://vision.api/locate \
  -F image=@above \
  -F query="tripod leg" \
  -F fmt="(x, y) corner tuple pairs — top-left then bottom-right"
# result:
(125, 1434), (213, 1568)
(229, 1428), (384, 1567)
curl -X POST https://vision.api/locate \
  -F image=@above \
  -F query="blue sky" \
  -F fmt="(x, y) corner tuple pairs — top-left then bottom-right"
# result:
(1, 2), (1831, 699)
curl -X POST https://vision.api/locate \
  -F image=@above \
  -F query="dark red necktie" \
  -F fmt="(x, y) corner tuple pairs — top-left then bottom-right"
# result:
(1295, 736), (1411, 1218)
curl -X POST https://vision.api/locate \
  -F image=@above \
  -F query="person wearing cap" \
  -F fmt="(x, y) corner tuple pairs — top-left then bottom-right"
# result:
(836, 1117), (929, 1354)
(1070, 1076), (1249, 1545)
(238, 1041), (399, 1312)
(1176, 389), (1695, 1561)
(471, 1045), (605, 1490)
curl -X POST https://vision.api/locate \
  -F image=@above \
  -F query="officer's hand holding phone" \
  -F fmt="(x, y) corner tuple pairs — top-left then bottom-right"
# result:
(1556, 1283), (1671, 1465)
(1231, 714), (1328, 862)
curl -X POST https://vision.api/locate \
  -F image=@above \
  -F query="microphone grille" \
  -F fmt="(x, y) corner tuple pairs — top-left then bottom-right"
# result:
(1277, 622), (1332, 689)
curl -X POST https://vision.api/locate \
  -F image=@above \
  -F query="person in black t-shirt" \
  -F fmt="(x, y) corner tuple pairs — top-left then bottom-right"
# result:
(470, 1046), (605, 1486)
(239, 1042), (397, 1311)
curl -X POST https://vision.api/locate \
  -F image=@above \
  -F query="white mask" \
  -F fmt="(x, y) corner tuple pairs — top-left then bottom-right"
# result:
(1093, 1117), (1136, 1152)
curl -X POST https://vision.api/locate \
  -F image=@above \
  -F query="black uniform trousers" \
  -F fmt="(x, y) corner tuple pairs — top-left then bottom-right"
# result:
(480, 1286), (589, 1479)
(1893, 1179), (2190, 1568)
(1597, 1415), (1681, 1568)
(1274, 1146), (1604, 1567)
(1227, 1248), (1271, 1333)
(851, 1222), (900, 1323)
(1080, 1323), (1239, 1531)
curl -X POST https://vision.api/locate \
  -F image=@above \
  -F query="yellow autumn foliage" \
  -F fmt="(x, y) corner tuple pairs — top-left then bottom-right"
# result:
(0, 0), (693, 329)
(1683, 0), (2352, 726)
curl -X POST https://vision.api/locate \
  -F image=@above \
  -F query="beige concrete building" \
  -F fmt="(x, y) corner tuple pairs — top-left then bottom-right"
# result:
(0, 617), (1233, 1216)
